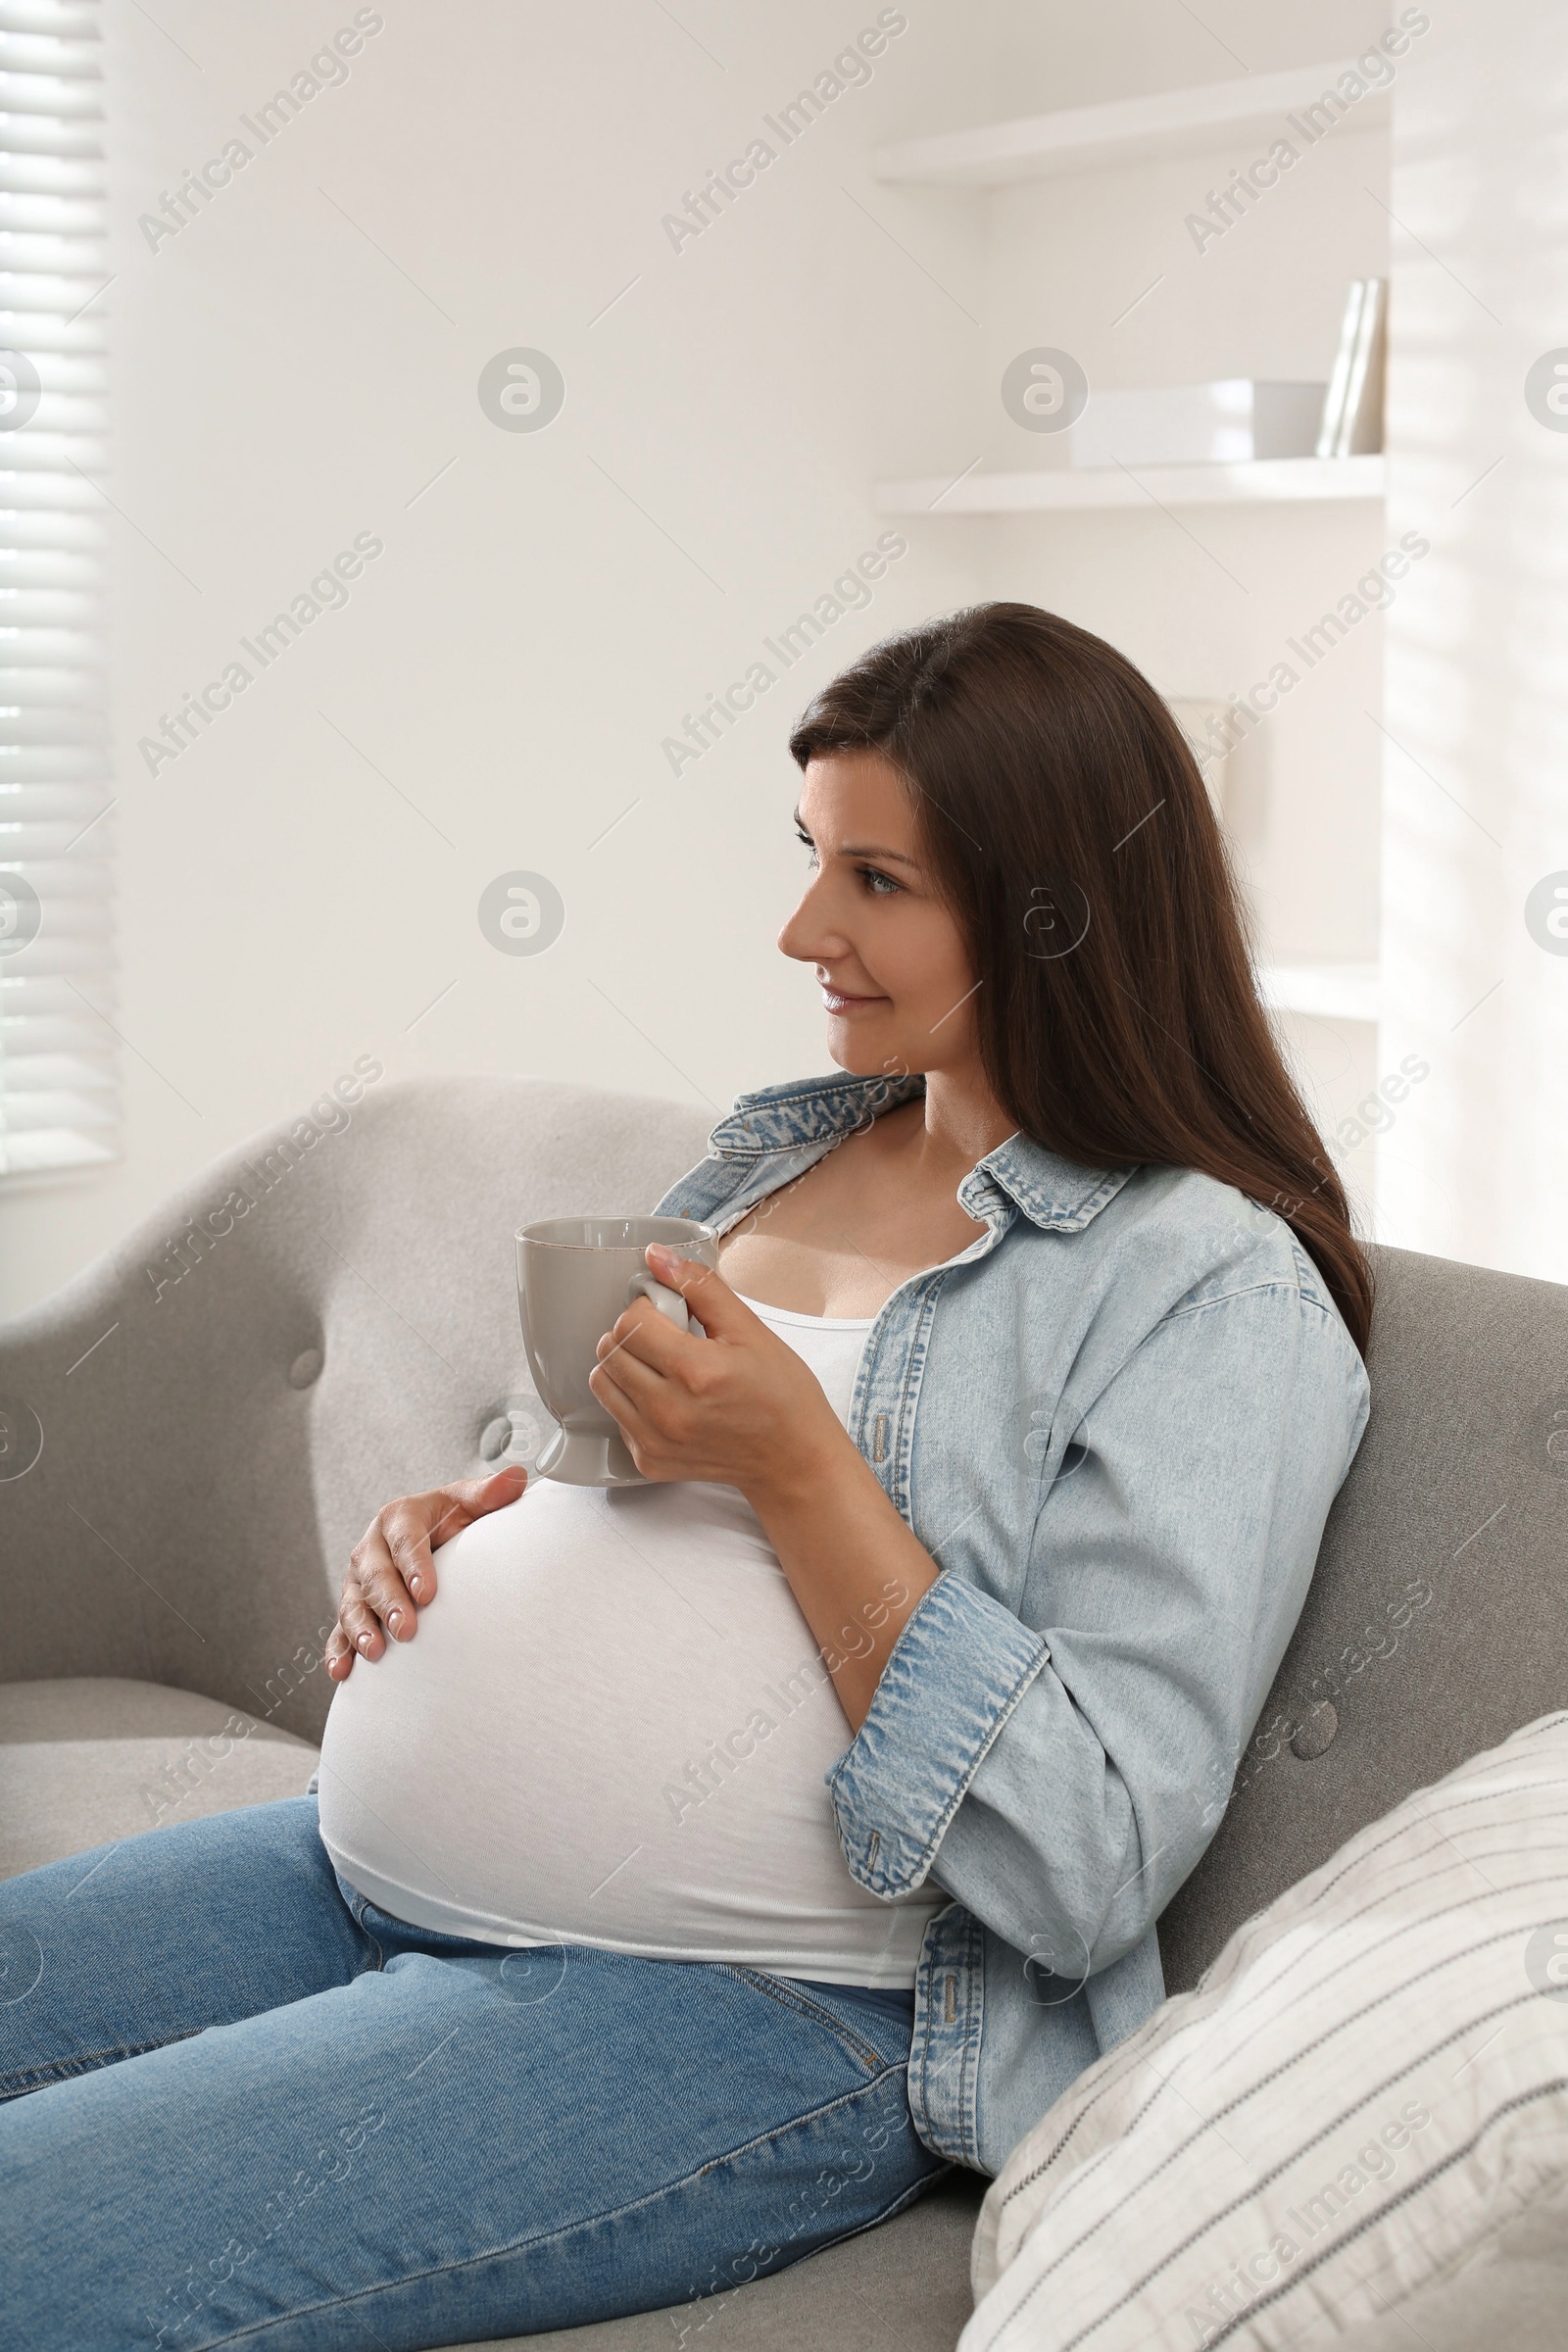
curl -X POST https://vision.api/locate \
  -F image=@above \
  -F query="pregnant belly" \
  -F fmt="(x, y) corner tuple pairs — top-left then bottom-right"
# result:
(316, 1478), (942, 1982)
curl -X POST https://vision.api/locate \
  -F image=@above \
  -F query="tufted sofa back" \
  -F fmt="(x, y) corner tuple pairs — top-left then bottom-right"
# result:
(3, 1076), (1565, 1987)
(1158, 1236), (1568, 1985)
(0, 1078), (711, 1740)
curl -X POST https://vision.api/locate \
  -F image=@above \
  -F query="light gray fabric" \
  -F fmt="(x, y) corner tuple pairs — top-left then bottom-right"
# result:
(1158, 1241), (1568, 1990)
(0, 1677), (318, 1882)
(0, 1078), (713, 1743)
(3, 1074), (1565, 2351)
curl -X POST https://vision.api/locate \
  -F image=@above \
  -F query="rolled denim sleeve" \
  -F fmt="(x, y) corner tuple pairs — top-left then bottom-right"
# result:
(825, 1273), (1369, 1980)
(825, 1573), (1051, 1897)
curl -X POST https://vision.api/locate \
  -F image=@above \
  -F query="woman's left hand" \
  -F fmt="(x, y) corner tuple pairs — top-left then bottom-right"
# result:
(589, 1245), (848, 1504)
(597, 1245), (941, 1734)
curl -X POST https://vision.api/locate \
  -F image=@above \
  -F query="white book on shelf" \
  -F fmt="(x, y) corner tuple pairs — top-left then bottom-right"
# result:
(1315, 280), (1365, 460)
(1069, 381), (1326, 468)
(1335, 275), (1387, 457)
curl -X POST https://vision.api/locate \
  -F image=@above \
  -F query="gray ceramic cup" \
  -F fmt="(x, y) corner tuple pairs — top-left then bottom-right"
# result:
(515, 1214), (719, 1487)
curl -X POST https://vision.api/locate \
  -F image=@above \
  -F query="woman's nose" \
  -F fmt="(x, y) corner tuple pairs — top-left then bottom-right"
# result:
(778, 873), (848, 964)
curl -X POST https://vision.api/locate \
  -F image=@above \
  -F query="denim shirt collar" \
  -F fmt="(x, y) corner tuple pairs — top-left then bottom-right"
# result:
(704, 1069), (1136, 1236)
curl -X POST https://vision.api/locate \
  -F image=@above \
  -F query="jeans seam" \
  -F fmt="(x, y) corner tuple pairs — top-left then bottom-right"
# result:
(192, 2063), (923, 2347)
(711, 1964), (890, 2074)
(0, 2025), (204, 2098)
(330, 1872), (387, 1971)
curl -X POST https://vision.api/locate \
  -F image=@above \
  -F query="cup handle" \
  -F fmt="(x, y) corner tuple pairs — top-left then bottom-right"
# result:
(626, 1272), (692, 1332)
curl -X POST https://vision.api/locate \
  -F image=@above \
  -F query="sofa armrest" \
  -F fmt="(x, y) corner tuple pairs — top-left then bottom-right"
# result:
(0, 1076), (715, 1742)
(0, 1136), (347, 1733)
(1, 1251), (168, 1682)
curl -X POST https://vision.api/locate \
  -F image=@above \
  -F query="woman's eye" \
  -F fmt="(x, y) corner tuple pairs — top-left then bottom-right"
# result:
(859, 865), (902, 896)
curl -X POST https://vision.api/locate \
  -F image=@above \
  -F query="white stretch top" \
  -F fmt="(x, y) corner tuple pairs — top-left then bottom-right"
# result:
(317, 1298), (948, 1984)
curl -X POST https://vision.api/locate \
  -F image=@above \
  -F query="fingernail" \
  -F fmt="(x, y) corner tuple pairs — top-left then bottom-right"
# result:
(408, 1575), (423, 1599)
(357, 1633), (372, 1654)
(387, 1608), (404, 1634)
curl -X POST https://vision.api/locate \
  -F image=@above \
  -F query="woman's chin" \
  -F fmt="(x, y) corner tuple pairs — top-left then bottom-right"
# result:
(824, 1022), (912, 1079)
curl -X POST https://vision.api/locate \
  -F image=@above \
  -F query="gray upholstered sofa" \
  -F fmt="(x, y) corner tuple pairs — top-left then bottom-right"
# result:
(3, 1075), (1565, 2351)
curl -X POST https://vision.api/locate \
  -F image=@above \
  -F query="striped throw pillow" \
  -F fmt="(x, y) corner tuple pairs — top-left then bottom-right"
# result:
(962, 1711), (1568, 2351)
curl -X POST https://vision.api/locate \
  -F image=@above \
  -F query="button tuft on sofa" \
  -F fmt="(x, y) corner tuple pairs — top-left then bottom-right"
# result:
(288, 1348), (323, 1390)
(0, 1394), (44, 1481)
(478, 1414), (514, 1460)
(1291, 1699), (1339, 1760)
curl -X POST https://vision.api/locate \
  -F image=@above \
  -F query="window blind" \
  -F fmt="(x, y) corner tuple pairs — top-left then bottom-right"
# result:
(0, 0), (112, 1179)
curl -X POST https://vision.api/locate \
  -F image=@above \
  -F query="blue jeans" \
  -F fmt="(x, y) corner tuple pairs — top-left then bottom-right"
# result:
(0, 1797), (947, 2349)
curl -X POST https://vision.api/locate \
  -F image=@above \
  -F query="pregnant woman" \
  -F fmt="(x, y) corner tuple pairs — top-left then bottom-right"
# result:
(1, 604), (1371, 2349)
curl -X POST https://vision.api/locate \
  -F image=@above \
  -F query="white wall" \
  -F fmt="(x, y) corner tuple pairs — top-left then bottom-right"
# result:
(1379, 0), (1568, 1282)
(4, 0), (999, 1317)
(2, 0), (1493, 1317)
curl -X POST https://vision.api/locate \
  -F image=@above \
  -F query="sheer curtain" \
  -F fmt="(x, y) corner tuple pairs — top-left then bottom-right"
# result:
(0, 0), (112, 1179)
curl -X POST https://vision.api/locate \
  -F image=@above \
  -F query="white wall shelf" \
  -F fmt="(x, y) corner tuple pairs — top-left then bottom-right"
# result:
(869, 44), (1391, 1173)
(1259, 962), (1380, 1024)
(875, 456), (1385, 515)
(872, 59), (1390, 185)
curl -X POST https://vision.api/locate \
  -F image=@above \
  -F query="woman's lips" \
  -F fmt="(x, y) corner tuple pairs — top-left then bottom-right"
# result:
(820, 987), (887, 1014)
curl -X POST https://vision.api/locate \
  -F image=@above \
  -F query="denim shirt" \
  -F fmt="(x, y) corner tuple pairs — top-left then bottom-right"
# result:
(655, 1069), (1371, 2179)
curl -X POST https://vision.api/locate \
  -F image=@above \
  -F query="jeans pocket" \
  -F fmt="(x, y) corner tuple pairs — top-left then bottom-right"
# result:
(719, 1966), (892, 2076)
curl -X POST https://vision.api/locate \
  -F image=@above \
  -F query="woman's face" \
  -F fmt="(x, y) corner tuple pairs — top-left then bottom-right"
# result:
(778, 750), (981, 1083)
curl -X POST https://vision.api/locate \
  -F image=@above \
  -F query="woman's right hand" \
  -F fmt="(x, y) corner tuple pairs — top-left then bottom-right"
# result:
(324, 1466), (527, 1681)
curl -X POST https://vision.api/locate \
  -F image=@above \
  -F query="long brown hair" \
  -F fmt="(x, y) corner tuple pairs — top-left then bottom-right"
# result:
(788, 602), (1374, 1357)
